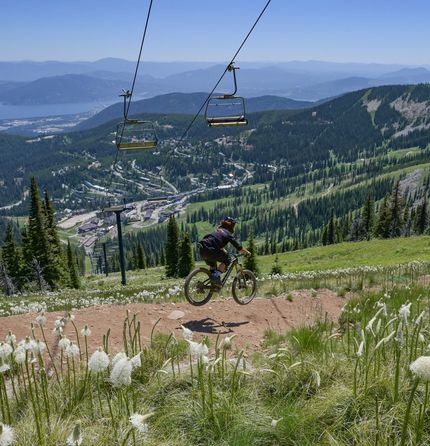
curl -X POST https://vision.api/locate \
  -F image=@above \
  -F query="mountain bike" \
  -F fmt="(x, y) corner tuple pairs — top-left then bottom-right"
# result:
(184, 254), (257, 306)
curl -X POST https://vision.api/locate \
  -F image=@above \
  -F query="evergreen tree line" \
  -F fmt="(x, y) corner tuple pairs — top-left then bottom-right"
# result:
(322, 179), (430, 245)
(0, 177), (83, 295)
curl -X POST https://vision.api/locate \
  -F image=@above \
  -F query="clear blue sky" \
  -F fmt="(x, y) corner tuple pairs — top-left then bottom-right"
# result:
(1, 0), (429, 64)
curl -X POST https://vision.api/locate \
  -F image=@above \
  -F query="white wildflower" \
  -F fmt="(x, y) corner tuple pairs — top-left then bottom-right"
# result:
(419, 333), (425, 344)
(357, 341), (364, 358)
(181, 325), (193, 341)
(312, 370), (321, 388)
(58, 337), (71, 351)
(65, 343), (80, 359)
(66, 421), (82, 446)
(187, 340), (209, 362)
(110, 357), (132, 387)
(129, 412), (154, 433)
(415, 311), (426, 326)
(5, 332), (16, 346)
(0, 423), (14, 446)
(54, 318), (65, 329)
(221, 335), (235, 350)
(31, 340), (46, 355)
(410, 356), (430, 382)
(88, 348), (110, 373)
(52, 326), (63, 337)
(13, 346), (26, 364)
(67, 313), (75, 322)
(399, 303), (411, 323)
(35, 312), (47, 327)
(271, 418), (283, 428)
(112, 351), (127, 367)
(130, 352), (141, 369)
(80, 325), (91, 337)
(0, 362), (10, 374)
(0, 343), (13, 360)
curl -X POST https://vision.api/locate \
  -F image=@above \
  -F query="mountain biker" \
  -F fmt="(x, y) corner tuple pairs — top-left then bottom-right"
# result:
(198, 217), (250, 288)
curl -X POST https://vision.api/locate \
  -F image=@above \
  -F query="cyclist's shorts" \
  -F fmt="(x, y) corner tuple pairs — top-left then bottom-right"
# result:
(199, 245), (230, 269)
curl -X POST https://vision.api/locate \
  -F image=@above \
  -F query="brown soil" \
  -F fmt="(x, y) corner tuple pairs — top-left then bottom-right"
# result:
(0, 290), (347, 355)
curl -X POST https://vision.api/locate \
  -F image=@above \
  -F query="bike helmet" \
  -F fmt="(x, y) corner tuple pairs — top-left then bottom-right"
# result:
(220, 216), (237, 232)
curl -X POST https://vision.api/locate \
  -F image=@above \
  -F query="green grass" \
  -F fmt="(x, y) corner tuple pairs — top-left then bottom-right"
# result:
(258, 235), (430, 274)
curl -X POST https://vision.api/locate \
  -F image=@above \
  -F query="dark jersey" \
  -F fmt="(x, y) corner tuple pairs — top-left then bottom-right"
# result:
(200, 227), (242, 251)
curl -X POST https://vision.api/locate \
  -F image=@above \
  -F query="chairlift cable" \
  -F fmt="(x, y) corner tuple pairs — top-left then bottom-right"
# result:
(157, 0), (272, 183)
(106, 0), (155, 199)
(175, 0), (272, 146)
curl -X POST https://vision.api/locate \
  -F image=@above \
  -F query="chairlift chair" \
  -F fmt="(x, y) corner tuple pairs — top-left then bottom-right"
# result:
(115, 89), (158, 151)
(116, 119), (158, 150)
(205, 63), (248, 127)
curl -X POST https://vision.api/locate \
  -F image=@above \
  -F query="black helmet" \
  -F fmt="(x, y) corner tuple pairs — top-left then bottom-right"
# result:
(220, 216), (237, 232)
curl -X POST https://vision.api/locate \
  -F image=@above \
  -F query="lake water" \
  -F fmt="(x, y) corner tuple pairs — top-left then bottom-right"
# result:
(0, 101), (117, 120)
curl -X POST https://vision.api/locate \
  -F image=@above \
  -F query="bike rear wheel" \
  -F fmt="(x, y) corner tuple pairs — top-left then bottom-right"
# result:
(184, 268), (214, 306)
(232, 269), (257, 305)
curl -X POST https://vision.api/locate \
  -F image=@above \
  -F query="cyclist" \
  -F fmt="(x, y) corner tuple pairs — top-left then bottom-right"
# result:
(198, 217), (250, 288)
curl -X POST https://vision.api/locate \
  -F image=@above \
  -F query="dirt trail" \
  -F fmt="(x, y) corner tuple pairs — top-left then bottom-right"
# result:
(0, 290), (347, 354)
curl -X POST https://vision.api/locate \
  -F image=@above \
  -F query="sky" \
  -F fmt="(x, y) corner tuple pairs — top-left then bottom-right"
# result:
(1, 0), (429, 65)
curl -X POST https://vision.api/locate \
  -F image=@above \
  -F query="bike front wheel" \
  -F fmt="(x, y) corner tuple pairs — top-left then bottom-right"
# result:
(232, 269), (257, 305)
(184, 268), (214, 306)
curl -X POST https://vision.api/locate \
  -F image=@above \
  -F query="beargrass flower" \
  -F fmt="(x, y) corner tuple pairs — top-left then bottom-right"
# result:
(66, 421), (82, 446)
(0, 343), (13, 360)
(410, 356), (430, 382)
(13, 347), (25, 364)
(5, 332), (15, 346)
(130, 352), (141, 369)
(80, 325), (91, 337)
(181, 325), (193, 341)
(357, 341), (364, 358)
(35, 312), (46, 327)
(129, 412), (154, 433)
(0, 361), (10, 374)
(110, 357), (132, 387)
(399, 303), (411, 323)
(187, 340), (209, 362)
(221, 335), (235, 350)
(271, 418), (283, 428)
(88, 348), (110, 373)
(0, 423), (14, 446)
(58, 337), (70, 351)
(31, 340), (46, 355)
(65, 343), (80, 359)
(112, 351), (127, 367)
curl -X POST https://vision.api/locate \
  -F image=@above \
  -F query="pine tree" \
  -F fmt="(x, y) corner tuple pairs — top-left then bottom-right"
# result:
(244, 230), (259, 274)
(137, 243), (146, 270)
(389, 180), (404, 238)
(327, 208), (336, 245)
(178, 232), (194, 278)
(165, 215), (179, 278)
(2, 222), (22, 288)
(362, 194), (375, 240)
(270, 254), (283, 275)
(67, 240), (80, 289)
(415, 198), (428, 235)
(374, 194), (391, 238)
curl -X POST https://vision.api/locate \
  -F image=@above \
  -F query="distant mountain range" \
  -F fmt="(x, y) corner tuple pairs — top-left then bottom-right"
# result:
(74, 92), (314, 131)
(2, 59), (430, 109)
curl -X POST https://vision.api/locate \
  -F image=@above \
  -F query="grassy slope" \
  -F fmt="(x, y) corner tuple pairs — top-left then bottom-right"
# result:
(258, 235), (430, 274)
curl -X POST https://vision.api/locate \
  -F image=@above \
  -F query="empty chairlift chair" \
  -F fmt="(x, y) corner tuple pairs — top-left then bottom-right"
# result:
(115, 89), (158, 151)
(205, 63), (248, 128)
(115, 120), (158, 150)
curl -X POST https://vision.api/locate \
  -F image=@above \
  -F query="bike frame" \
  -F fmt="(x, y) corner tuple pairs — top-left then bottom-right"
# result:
(219, 255), (243, 289)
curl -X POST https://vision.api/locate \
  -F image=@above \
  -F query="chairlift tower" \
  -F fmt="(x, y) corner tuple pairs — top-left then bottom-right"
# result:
(103, 203), (134, 286)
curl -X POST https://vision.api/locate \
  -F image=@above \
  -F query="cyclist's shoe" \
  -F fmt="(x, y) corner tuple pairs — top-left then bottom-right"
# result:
(210, 270), (222, 290)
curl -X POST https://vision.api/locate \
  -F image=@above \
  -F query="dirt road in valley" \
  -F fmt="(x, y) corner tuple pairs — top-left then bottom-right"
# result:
(0, 290), (347, 355)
